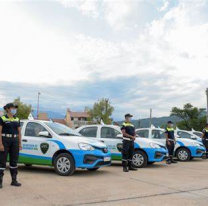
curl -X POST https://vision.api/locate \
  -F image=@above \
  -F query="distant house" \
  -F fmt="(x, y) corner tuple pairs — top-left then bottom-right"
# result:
(38, 108), (90, 129)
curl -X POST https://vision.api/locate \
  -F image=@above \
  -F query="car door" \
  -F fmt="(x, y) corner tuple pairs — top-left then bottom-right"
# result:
(151, 129), (166, 145)
(100, 126), (122, 160)
(20, 122), (52, 165)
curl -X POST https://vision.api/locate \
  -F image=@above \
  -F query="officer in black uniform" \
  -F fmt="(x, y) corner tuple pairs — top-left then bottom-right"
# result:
(121, 114), (137, 172)
(165, 121), (177, 164)
(202, 124), (208, 158)
(0, 103), (22, 189)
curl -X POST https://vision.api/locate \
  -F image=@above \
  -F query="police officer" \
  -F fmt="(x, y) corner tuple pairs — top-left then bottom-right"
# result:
(121, 114), (137, 172)
(165, 121), (177, 164)
(202, 124), (208, 158)
(0, 103), (22, 189)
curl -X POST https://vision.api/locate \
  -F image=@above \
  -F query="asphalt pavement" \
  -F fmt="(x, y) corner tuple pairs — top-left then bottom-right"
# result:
(1, 159), (208, 206)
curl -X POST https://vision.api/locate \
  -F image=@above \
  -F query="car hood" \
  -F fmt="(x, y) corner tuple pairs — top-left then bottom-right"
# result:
(176, 137), (204, 146)
(58, 135), (106, 148)
(136, 137), (166, 147)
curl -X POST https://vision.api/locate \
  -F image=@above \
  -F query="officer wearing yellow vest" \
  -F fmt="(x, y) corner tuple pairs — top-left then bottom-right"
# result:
(165, 121), (177, 164)
(201, 124), (208, 158)
(0, 103), (22, 189)
(121, 114), (137, 172)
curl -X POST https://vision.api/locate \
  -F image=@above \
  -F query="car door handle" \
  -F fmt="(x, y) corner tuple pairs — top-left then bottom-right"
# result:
(22, 139), (27, 142)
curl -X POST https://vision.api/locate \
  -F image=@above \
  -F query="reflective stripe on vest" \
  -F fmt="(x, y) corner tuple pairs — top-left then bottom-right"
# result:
(1, 115), (19, 122)
(166, 127), (174, 131)
(122, 122), (134, 127)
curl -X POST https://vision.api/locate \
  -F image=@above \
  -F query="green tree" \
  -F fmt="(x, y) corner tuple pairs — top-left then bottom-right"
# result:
(171, 103), (206, 131)
(14, 97), (32, 120)
(88, 98), (114, 124)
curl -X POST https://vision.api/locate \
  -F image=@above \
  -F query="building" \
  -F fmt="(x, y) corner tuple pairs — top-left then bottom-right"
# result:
(38, 108), (90, 129)
(0, 111), (4, 116)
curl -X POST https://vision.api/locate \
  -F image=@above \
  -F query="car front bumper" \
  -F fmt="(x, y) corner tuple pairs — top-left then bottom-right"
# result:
(187, 146), (206, 157)
(69, 149), (111, 169)
(143, 148), (168, 162)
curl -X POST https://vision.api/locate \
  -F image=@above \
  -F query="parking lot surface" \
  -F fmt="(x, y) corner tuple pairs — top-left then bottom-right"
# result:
(1, 159), (208, 206)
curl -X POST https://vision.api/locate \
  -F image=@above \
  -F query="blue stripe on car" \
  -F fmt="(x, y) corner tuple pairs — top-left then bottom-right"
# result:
(47, 140), (66, 149)
(19, 153), (52, 160)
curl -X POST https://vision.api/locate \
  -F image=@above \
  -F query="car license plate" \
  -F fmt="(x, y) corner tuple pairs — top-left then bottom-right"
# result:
(104, 157), (111, 162)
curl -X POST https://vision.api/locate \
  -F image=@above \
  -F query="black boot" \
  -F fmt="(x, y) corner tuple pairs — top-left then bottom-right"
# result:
(170, 156), (177, 164)
(128, 162), (137, 171)
(11, 179), (21, 187)
(122, 160), (129, 172)
(10, 169), (21, 187)
(0, 176), (3, 189)
(166, 158), (171, 164)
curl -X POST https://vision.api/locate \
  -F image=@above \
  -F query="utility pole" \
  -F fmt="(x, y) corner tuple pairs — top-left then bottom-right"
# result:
(37, 92), (41, 119)
(206, 88), (208, 123)
(149, 108), (152, 127)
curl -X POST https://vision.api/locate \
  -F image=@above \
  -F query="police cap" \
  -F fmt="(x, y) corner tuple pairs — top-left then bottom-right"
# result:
(3, 103), (18, 110)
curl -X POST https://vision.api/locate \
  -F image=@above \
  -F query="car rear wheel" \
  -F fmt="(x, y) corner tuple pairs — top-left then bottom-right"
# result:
(176, 148), (191, 161)
(87, 168), (99, 171)
(54, 153), (75, 176)
(132, 150), (148, 168)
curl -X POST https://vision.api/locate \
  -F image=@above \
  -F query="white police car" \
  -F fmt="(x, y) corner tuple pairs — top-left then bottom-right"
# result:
(136, 127), (206, 161)
(19, 120), (111, 176)
(175, 128), (202, 143)
(76, 125), (167, 168)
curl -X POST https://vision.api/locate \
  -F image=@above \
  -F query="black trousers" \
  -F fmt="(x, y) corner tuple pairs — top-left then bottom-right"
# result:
(0, 137), (19, 178)
(166, 140), (175, 156)
(122, 140), (134, 166)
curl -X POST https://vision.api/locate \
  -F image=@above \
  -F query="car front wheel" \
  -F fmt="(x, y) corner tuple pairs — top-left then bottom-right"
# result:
(54, 153), (75, 176)
(132, 150), (148, 168)
(176, 148), (191, 161)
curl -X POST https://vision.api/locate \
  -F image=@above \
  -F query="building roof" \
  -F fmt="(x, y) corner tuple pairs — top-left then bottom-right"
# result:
(52, 119), (67, 125)
(70, 111), (90, 118)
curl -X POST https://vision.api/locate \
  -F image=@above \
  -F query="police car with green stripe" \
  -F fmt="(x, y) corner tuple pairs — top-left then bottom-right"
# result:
(76, 125), (168, 168)
(136, 127), (206, 161)
(19, 120), (111, 176)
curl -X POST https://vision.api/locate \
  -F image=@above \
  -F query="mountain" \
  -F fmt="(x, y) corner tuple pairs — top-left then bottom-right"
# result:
(117, 115), (182, 129)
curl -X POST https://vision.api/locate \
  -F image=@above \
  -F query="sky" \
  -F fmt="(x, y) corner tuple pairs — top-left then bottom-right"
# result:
(0, 0), (208, 120)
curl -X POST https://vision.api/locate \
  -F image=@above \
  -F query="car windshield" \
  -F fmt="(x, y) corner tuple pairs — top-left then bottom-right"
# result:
(193, 132), (202, 137)
(45, 122), (81, 136)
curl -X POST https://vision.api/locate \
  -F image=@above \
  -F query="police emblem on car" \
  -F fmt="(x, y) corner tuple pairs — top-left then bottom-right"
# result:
(117, 143), (123, 152)
(40, 143), (49, 154)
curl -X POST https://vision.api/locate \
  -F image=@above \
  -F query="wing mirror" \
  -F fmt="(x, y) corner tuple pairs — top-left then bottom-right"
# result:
(191, 136), (197, 140)
(116, 134), (123, 139)
(38, 131), (51, 138)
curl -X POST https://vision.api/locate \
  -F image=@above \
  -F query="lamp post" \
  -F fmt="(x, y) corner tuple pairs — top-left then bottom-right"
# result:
(37, 92), (41, 119)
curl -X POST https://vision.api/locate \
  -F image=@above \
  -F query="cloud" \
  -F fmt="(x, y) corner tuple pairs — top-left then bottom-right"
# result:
(158, 0), (169, 12)
(0, 1), (208, 119)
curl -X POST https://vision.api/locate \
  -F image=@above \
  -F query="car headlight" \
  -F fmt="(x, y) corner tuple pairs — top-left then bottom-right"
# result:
(192, 142), (200, 147)
(78, 143), (95, 151)
(149, 143), (161, 149)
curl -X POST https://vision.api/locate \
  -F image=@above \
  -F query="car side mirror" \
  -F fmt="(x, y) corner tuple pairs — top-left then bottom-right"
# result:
(191, 136), (197, 140)
(38, 131), (51, 138)
(116, 134), (123, 139)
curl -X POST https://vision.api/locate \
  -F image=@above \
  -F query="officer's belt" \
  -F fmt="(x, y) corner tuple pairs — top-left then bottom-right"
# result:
(2, 134), (18, 138)
(123, 137), (132, 141)
(168, 139), (174, 141)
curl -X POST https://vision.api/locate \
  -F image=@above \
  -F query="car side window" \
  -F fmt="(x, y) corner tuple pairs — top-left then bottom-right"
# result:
(25, 122), (48, 138)
(136, 130), (149, 138)
(79, 127), (97, 138)
(177, 131), (191, 139)
(101, 127), (121, 139)
(152, 130), (166, 139)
